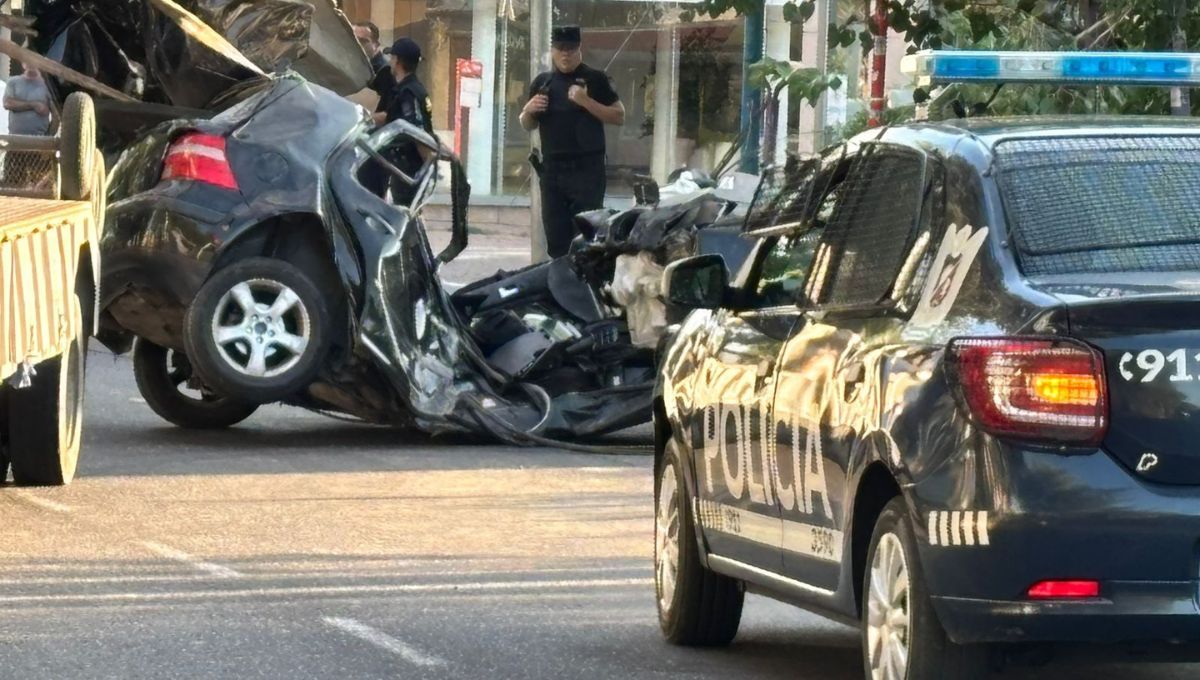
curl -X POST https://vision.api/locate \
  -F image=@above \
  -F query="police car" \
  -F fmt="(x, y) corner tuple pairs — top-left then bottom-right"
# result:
(652, 51), (1200, 679)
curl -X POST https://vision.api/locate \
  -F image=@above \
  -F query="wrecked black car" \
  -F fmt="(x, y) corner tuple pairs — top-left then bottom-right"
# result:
(31, 0), (752, 441)
(99, 80), (747, 439)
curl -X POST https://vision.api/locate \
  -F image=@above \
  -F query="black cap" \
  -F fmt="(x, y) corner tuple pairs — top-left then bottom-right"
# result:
(551, 25), (581, 47)
(389, 37), (422, 63)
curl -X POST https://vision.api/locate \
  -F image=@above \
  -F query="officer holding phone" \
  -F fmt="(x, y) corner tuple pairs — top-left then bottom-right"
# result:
(520, 26), (625, 257)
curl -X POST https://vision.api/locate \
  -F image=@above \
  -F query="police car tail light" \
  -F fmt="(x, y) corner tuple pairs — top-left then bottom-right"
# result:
(161, 132), (238, 191)
(901, 50), (1200, 88)
(947, 338), (1108, 446)
(1027, 580), (1100, 600)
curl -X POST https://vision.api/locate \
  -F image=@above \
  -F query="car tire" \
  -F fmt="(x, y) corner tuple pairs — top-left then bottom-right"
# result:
(184, 257), (331, 404)
(60, 92), (97, 201)
(656, 436), (744, 646)
(0, 398), (10, 483)
(862, 497), (991, 680)
(133, 340), (258, 430)
(7, 300), (86, 486)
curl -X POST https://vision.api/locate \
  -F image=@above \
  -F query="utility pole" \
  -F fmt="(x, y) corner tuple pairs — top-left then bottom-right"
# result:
(738, 0), (765, 174)
(1172, 0), (1191, 116)
(529, 0), (551, 262)
(867, 0), (888, 127)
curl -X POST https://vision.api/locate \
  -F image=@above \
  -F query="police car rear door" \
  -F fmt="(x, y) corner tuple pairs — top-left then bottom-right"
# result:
(770, 143), (933, 592)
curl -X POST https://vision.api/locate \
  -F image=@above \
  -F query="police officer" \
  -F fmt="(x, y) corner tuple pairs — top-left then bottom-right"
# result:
(520, 26), (625, 257)
(372, 37), (435, 206)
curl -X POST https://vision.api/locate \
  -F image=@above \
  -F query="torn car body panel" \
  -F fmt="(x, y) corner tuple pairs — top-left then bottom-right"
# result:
(28, 0), (370, 150)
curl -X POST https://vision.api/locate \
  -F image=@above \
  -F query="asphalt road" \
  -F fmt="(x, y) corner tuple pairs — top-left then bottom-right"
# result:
(1, 240), (1197, 679)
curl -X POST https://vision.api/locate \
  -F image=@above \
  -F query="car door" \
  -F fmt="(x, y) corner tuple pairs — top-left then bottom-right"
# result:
(770, 143), (932, 592)
(687, 248), (800, 572)
(686, 155), (843, 573)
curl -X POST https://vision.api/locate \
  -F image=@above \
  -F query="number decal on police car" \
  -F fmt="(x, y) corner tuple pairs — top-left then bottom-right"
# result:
(1118, 349), (1198, 383)
(908, 224), (989, 329)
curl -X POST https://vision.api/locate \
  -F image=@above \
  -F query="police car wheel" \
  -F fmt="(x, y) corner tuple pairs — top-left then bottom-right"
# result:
(656, 437), (744, 646)
(862, 498), (990, 680)
(184, 258), (332, 404)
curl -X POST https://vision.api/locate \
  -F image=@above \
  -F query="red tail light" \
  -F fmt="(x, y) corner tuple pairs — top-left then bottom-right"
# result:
(1027, 580), (1100, 600)
(161, 132), (238, 191)
(946, 337), (1108, 446)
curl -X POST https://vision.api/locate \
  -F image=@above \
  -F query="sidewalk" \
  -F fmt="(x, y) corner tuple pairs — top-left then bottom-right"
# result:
(424, 194), (532, 239)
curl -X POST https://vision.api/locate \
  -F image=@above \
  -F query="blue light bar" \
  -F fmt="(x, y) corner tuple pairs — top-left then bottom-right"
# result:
(900, 50), (1200, 87)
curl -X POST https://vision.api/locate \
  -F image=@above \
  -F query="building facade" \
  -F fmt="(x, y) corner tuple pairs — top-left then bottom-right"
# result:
(340, 1), (913, 198)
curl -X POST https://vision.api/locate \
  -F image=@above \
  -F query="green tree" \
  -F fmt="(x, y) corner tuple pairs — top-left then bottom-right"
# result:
(694, 0), (1200, 124)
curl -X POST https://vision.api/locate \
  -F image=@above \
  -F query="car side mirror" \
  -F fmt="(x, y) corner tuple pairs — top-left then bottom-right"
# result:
(663, 255), (729, 310)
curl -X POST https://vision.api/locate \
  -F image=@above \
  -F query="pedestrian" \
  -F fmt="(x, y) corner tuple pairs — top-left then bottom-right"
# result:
(520, 26), (625, 258)
(371, 37), (434, 207)
(354, 21), (396, 198)
(3, 62), (51, 190)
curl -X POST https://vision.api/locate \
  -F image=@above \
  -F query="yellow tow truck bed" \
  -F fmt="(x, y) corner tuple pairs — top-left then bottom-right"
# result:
(0, 197), (96, 385)
(0, 92), (104, 487)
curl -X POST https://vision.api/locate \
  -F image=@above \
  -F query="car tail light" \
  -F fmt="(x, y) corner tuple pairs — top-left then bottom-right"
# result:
(946, 337), (1107, 446)
(161, 132), (238, 191)
(1027, 580), (1100, 600)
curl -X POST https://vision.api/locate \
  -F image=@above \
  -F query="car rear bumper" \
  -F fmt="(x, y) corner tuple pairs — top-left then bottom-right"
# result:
(101, 188), (234, 346)
(914, 442), (1200, 646)
(934, 581), (1200, 645)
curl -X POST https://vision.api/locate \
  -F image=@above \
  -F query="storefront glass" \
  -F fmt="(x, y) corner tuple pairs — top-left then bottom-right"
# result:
(343, 0), (748, 197)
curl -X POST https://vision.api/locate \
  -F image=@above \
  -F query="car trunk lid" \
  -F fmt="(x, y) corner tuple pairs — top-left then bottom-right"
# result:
(1039, 278), (1200, 484)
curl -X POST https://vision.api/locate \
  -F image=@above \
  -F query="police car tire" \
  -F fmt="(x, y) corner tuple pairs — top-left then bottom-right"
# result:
(656, 438), (744, 646)
(60, 92), (97, 201)
(7, 311), (86, 487)
(133, 340), (259, 430)
(862, 498), (990, 680)
(184, 258), (331, 405)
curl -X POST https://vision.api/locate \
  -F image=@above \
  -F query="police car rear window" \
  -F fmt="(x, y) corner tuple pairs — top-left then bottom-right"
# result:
(995, 136), (1200, 276)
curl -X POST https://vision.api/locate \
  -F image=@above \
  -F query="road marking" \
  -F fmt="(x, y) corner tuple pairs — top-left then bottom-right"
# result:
(129, 397), (146, 404)
(323, 617), (446, 667)
(0, 564), (651, 586)
(10, 490), (72, 514)
(0, 577), (650, 605)
(139, 541), (242, 579)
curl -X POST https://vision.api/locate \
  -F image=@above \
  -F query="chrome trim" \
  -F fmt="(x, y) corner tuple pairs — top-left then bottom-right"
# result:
(707, 554), (836, 597)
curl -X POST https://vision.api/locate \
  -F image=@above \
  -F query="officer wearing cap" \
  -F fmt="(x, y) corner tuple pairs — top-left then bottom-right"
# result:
(371, 37), (435, 206)
(521, 26), (625, 257)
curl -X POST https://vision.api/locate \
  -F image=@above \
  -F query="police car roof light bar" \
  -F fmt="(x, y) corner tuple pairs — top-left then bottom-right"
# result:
(901, 50), (1200, 88)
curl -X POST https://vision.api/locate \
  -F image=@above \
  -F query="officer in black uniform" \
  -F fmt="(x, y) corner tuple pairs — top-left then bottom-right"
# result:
(354, 21), (395, 198)
(521, 26), (625, 257)
(372, 37), (435, 207)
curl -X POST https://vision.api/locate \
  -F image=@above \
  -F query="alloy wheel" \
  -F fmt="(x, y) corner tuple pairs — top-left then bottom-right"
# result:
(655, 456), (681, 614)
(867, 532), (911, 680)
(211, 279), (311, 379)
